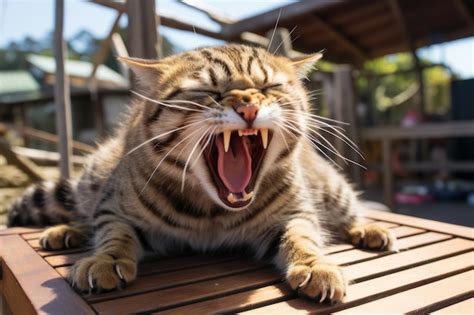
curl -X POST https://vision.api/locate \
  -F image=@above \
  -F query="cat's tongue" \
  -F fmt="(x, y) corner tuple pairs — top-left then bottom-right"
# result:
(216, 134), (252, 193)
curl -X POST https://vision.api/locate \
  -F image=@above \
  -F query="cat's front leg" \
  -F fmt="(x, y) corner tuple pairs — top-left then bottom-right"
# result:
(272, 216), (347, 303)
(69, 218), (142, 292)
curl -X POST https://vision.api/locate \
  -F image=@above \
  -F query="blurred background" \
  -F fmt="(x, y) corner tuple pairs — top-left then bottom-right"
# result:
(0, 0), (473, 227)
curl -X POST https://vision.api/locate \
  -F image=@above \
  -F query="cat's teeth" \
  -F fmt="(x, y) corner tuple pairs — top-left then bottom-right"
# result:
(227, 193), (237, 204)
(223, 130), (231, 152)
(260, 128), (268, 149)
(227, 191), (254, 204)
(238, 130), (244, 137)
(242, 190), (253, 201)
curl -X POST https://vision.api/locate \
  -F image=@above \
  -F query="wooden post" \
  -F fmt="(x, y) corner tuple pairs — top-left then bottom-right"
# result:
(54, 0), (73, 179)
(382, 139), (394, 209)
(333, 65), (363, 187)
(126, 0), (158, 59)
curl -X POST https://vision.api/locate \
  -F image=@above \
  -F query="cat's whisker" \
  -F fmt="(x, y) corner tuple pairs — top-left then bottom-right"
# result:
(208, 96), (223, 108)
(266, 9), (282, 54)
(278, 123), (343, 170)
(277, 128), (291, 153)
(181, 125), (215, 192)
(131, 90), (204, 112)
(126, 118), (211, 156)
(271, 25), (297, 55)
(140, 125), (208, 196)
(279, 121), (365, 169)
(190, 127), (217, 169)
(281, 109), (363, 157)
(281, 108), (349, 126)
(276, 122), (343, 170)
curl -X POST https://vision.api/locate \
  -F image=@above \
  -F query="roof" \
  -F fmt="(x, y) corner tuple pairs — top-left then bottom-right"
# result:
(222, 0), (474, 64)
(27, 54), (128, 87)
(0, 70), (40, 95)
(0, 70), (42, 103)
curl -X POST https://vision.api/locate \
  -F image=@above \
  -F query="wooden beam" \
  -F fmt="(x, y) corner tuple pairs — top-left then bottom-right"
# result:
(53, 0), (73, 179)
(12, 146), (86, 167)
(181, 0), (235, 25)
(222, 0), (344, 38)
(21, 126), (95, 154)
(0, 138), (44, 182)
(310, 15), (367, 63)
(126, 0), (158, 59)
(89, 12), (123, 82)
(111, 32), (130, 81)
(361, 120), (474, 140)
(90, 0), (306, 58)
(452, 0), (474, 32)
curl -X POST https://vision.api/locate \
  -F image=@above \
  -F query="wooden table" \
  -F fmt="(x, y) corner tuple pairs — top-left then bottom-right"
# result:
(1, 210), (473, 314)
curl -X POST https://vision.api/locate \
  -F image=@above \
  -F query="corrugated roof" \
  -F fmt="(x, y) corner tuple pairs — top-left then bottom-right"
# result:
(27, 54), (127, 87)
(0, 70), (40, 95)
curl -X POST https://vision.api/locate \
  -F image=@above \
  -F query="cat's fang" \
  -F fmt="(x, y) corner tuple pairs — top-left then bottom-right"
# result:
(223, 130), (231, 152)
(261, 128), (268, 149)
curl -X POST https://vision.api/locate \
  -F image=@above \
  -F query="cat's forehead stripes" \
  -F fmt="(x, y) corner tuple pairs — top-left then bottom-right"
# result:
(172, 46), (286, 92)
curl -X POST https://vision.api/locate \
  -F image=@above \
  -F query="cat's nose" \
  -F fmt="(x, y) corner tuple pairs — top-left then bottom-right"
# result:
(234, 104), (259, 125)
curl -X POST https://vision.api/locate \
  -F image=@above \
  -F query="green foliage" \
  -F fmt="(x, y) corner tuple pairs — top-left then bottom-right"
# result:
(358, 53), (453, 122)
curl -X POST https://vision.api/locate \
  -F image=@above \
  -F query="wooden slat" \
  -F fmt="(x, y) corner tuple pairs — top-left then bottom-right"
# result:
(344, 238), (473, 282)
(432, 297), (474, 314)
(158, 283), (293, 315)
(336, 270), (474, 314)
(241, 252), (473, 314)
(37, 248), (90, 258)
(0, 235), (93, 315)
(87, 259), (268, 303)
(27, 239), (40, 248)
(55, 255), (238, 278)
(364, 209), (474, 239)
(91, 269), (281, 314)
(21, 232), (43, 240)
(389, 225), (425, 238)
(329, 232), (451, 266)
(45, 251), (92, 267)
(0, 227), (43, 236)
(371, 221), (399, 229)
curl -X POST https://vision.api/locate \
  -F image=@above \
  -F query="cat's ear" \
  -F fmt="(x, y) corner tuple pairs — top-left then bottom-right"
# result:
(117, 56), (167, 86)
(290, 51), (324, 79)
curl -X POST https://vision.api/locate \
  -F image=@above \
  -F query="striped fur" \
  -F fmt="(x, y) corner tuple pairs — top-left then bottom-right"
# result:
(7, 45), (395, 301)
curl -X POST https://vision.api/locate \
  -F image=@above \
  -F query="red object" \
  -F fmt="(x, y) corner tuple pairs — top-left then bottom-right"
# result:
(395, 192), (433, 204)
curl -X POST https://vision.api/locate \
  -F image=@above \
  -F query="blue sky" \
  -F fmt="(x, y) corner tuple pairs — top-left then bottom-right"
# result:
(0, 0), (473, 78)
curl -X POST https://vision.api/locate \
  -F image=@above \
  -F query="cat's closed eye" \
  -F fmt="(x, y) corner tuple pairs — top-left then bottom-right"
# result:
(261, 83), (283, 92)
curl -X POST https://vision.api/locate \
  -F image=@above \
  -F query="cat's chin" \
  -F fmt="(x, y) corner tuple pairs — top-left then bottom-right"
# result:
(203, 129), (273, 209)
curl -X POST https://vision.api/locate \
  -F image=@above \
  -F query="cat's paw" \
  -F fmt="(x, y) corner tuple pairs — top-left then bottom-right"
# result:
(40, 224), (88, 250)
(69, 254), (137, 292)
(349, 223), (396, 251)
(287, 263), (346, 303)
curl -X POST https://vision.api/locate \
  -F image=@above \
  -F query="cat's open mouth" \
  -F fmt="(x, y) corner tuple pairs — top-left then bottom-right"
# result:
(204, 128), (273, 208)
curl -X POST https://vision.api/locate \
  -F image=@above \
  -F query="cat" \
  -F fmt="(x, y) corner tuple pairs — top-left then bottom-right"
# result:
(8, 44), (395, 303)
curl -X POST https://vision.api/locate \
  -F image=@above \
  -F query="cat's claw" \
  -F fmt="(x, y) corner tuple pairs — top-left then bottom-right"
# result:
(115, 264), (124, 280)
(298, 273), (312, 288)
(319, 286), (328, 303)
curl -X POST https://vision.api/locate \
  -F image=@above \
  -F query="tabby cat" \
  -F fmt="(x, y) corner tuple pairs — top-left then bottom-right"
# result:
(8, 44), (395, 303)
